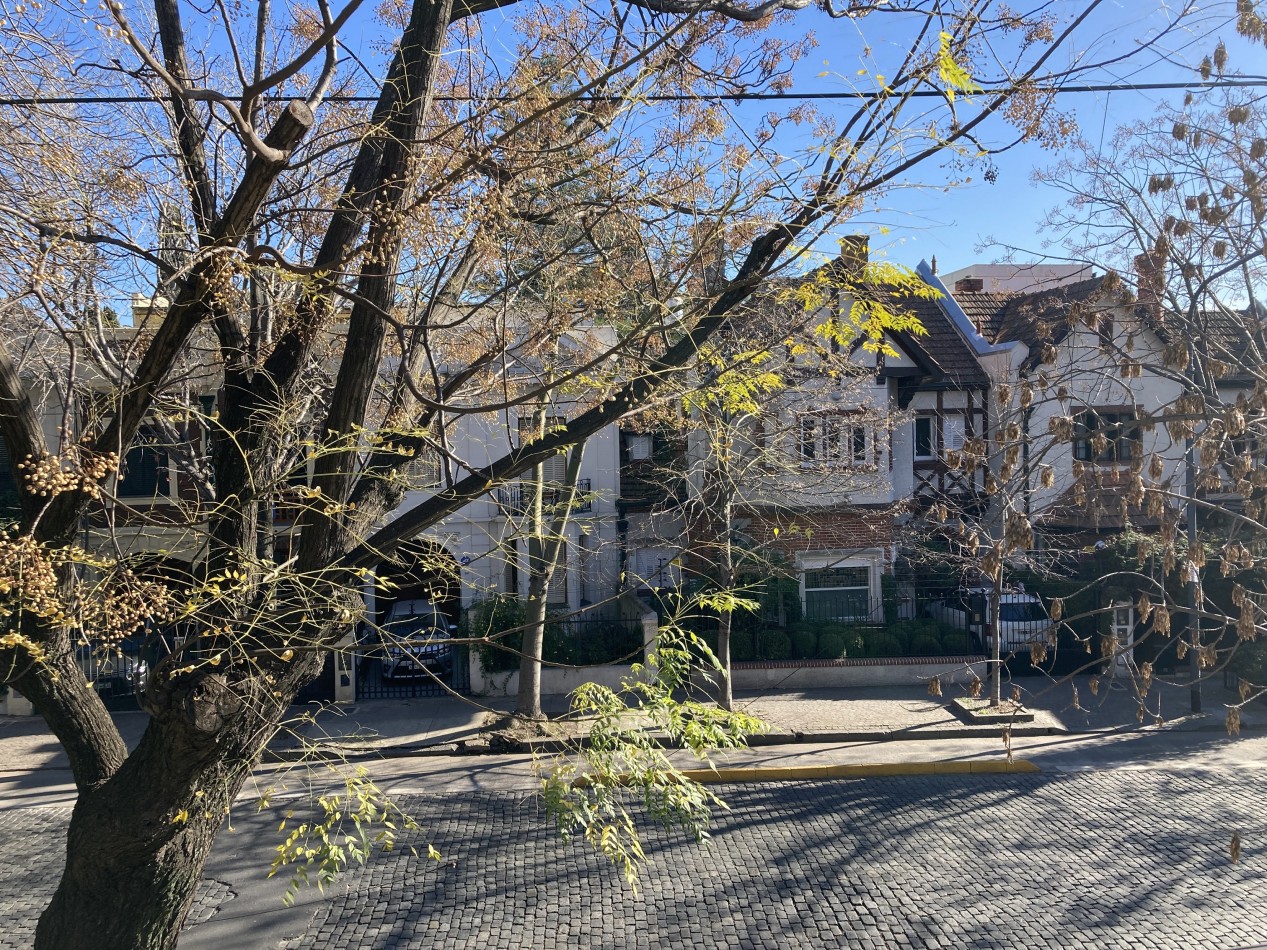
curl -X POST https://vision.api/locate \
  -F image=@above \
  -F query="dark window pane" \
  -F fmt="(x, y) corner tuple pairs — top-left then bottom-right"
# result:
(804, 566), (869, 589)
(0, 435), (18, 516)
(798, 417), (816, 460)
(914, 417), (933, 458)
(118, 432), (168, 497)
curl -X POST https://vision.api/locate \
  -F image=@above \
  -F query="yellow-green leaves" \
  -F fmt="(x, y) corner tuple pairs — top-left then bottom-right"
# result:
(937, 32), (981, 102)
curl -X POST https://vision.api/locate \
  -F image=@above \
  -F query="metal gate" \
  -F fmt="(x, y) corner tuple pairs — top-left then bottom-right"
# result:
(355, 645), (471, 699)
(79, 638), (151, 712)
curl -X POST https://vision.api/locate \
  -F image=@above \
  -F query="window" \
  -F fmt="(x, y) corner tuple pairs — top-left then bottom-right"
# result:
(630, 547), (680, 589)
(518, 415), (568, 483)
(0, 435), (18, 516)
(797, 414), (871, 466)
(802, 564), (873, 622)
(914, 416), (934, 460)
(1073, 409), (1139, 464)
(626, 434), (653, 461)
(117, 427), (170, 498)
(942, 415), (966, 453)
(547, 542), (569, 606)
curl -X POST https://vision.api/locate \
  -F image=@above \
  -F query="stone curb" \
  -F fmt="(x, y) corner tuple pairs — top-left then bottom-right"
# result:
(678, 760), (1042, 782)
(261, 725), (1066, 763)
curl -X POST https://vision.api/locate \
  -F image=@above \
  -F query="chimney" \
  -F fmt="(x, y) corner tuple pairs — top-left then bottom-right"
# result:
(955, 276), (984, 293)
(837, 234), (869, 275)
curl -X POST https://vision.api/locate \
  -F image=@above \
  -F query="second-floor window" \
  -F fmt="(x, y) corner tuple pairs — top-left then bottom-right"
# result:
(117, 427), (170, 498)
(797, 414), (870, 467)
(518, 415), (568, 483)
(914, 416), (935, 460)
(1073, 409), (1139, 464)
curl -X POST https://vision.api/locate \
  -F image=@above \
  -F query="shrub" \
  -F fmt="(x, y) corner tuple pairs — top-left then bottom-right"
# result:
(866, 633), (903, 657)
(909, 634), (943, 656)
(760, 629), (793, 661)
(466, 596), (528, 672)
(938, 627), (974, 654)
(468, 598), (643, 671)
(730, 629), (755, 662)
(838, 626), (867, 656)
(1229, 640), (1267, 686)
(818, 632), (846, 659)
(792, 628), (818, 659)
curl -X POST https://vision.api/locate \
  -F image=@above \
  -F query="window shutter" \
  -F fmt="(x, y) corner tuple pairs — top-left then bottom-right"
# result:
(942, 415), (965, 453)
(547, 542), (568, 605)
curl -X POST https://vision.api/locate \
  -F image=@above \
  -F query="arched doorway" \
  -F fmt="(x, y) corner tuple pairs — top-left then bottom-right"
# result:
(373, 539), (460, 624)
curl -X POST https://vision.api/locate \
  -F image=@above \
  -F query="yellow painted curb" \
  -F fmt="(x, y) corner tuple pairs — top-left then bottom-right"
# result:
(676, 760), (1039, 783)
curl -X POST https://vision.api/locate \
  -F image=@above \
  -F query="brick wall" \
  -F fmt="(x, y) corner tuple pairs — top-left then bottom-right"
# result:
(744, 508), (893, 556)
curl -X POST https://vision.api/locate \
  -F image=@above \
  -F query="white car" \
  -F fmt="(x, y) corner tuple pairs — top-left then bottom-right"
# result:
(378, 599), (457, 680)
(924, 588), (1051, 654)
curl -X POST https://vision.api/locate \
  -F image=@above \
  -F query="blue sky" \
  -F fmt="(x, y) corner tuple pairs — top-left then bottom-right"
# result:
(754, 0), (1260, 274)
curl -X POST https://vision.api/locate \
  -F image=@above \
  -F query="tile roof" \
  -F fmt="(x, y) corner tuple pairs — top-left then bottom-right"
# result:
(989, 276), (1123, 352)
(954, 289), (1014, 342)
(858, 284), (990, 389)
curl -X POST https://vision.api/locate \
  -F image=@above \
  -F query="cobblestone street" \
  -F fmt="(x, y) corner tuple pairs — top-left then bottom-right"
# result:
(5, 769), (1267, 949)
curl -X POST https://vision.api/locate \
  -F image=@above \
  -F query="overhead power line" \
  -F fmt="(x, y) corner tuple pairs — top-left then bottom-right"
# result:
(0, 78), (1265, 108)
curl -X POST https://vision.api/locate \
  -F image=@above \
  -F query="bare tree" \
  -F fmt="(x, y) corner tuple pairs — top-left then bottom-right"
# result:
(0, 0), (1221, 946)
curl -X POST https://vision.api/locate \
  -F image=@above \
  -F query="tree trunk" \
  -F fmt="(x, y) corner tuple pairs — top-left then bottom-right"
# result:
(517, 566), (551, 720)
(32, 711), (266, 950)
(516, 436), (586, 720)
(35, 794), (220, 950)
(989, 572), (1003, 707)
(716, 608), (734, 712)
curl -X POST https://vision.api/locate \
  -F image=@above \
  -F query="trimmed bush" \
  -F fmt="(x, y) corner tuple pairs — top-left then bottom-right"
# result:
(938, 627), (975, 654)
(818, 632), (846, 659)
(839, 627), (867, 656)
(760, 629), (793, 661)
(467, 596), (528, 672)
(866, 633), (904, 657)
(730, 629), (755, 662)
(909, 634), (943, 656)
(792, 629), (818, 659)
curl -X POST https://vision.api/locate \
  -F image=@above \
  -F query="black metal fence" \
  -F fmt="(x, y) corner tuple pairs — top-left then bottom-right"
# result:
(354, 644), (471, 700)
(648, 582), (1000, 663)
(77, 638), (152, 711)
(466, 599), (644, 673)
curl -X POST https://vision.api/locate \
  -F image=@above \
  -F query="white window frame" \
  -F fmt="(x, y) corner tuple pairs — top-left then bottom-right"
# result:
(629, 546), (681, 589)
(796, 413), (873, 468)
(797, 552), (883, 623)
(626, 434), (653, 460)
(913, 415), (935, 460)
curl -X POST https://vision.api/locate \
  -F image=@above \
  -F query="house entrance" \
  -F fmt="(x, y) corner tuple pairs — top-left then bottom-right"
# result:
(355, 540), (470, 700)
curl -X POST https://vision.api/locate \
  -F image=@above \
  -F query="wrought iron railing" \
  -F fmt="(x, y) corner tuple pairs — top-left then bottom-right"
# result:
(497, 478), (592, 514)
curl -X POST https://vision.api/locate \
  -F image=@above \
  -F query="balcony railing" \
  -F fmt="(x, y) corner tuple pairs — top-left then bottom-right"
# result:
(497, 478), (592, 514)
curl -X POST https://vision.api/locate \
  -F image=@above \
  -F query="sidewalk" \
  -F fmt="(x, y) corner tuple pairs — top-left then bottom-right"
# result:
(1, 673), (1253, 774)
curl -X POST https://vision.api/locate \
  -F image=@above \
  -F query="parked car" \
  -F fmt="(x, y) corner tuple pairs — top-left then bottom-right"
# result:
(923, 587), (1051, 654)
(377, 598), (457, 681)
(76, 644), (149, 698)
